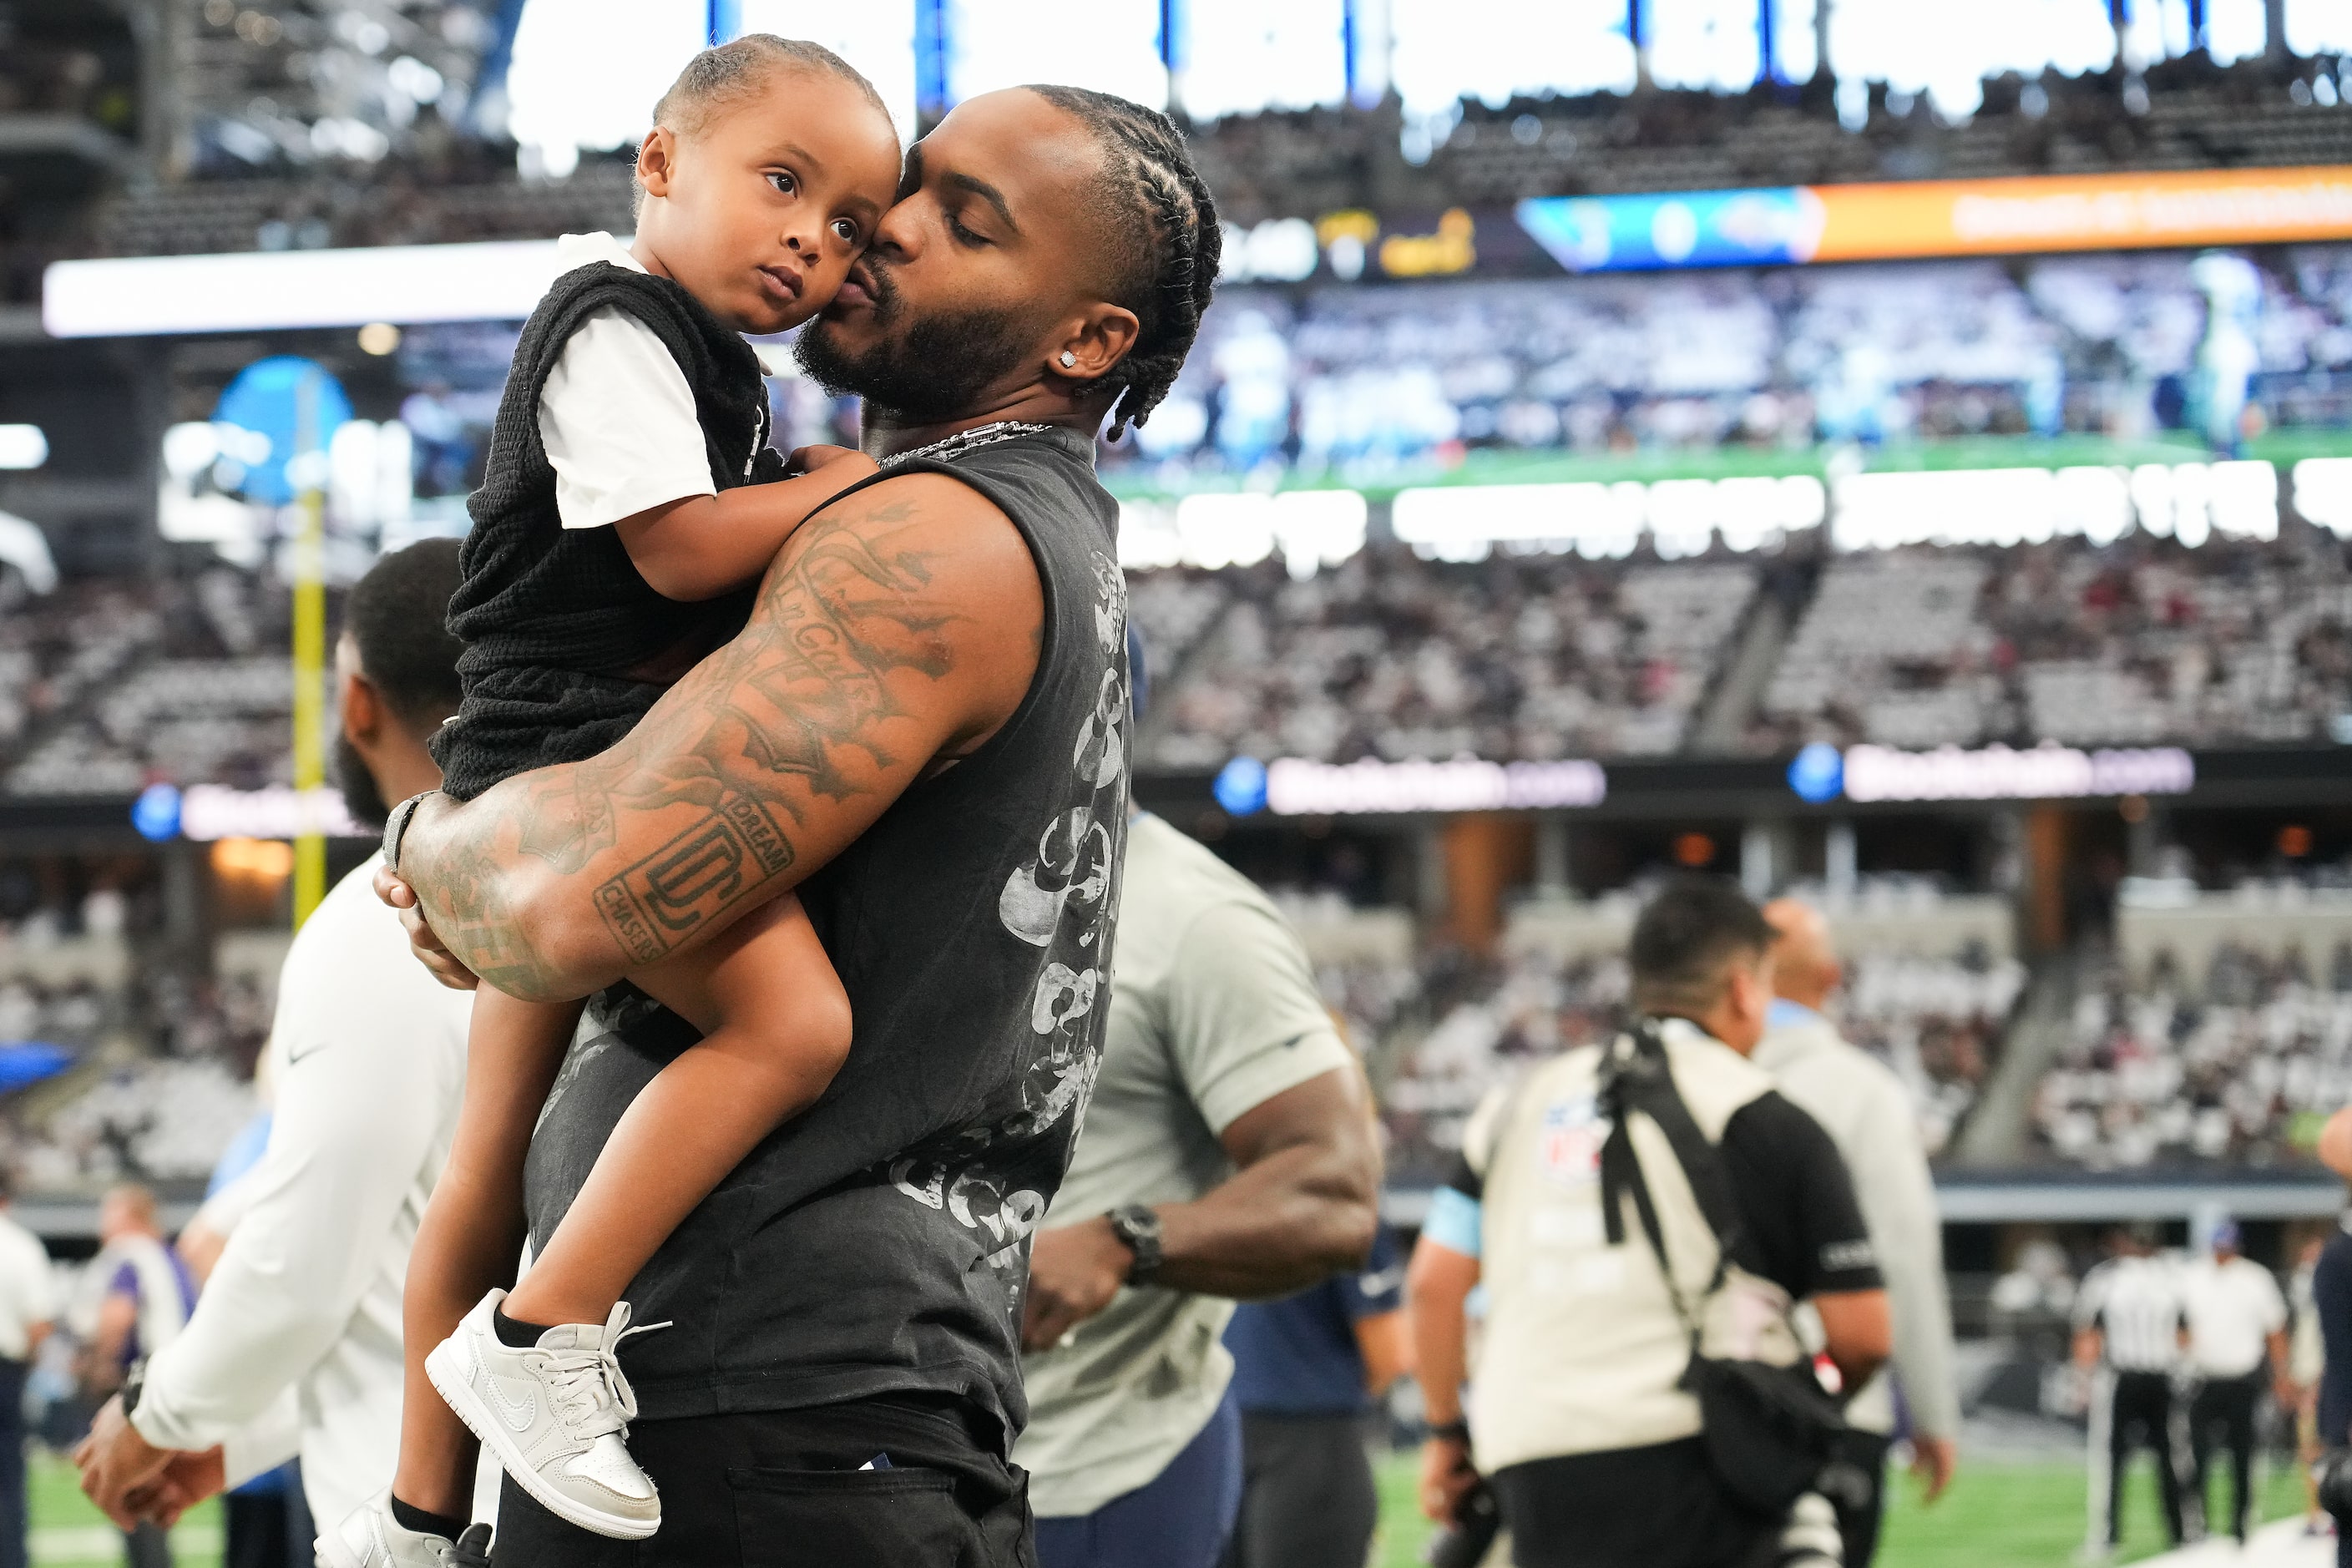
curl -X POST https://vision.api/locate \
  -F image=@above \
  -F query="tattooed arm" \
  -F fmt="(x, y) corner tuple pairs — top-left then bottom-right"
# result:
(381, 472), (1044, 999)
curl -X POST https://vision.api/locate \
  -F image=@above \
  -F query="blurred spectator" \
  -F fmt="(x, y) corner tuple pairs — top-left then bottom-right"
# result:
(1756, 899), (1960, 1566)
(1222, 1222), (1409, 1568)
(2074, 1222), (2193, 1558)
(2179, 1218), (2291, 1545)
(71, 1185), (195, 1568)
(0, 1168), (53, 1568)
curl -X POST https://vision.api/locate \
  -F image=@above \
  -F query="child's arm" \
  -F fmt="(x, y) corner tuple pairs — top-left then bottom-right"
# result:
(615, 445), (878, 601)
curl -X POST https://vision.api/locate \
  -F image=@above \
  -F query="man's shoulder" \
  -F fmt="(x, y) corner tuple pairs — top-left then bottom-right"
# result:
(1760, 1024), (1911, 1114)
(1124, 814), (1282, 933)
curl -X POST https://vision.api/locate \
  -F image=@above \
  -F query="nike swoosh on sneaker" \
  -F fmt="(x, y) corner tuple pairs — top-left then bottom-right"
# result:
(488, 1374), (539, 1434)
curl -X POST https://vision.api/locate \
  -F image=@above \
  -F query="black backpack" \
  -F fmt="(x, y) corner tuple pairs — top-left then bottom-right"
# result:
(1595, 1020), (1850, 1518)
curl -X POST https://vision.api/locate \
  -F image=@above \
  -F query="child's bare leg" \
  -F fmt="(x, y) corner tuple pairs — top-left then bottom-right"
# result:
(501, 893), (848, 1328)
(389, 989), (581, 1521)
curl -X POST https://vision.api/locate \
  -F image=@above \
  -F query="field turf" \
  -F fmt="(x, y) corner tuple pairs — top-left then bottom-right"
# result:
(14, 1445), (2316, 1565)
(1368, 1448), (2313, 1568)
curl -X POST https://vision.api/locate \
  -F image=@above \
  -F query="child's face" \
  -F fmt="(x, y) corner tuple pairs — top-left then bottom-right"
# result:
(640, 68), (903, 336)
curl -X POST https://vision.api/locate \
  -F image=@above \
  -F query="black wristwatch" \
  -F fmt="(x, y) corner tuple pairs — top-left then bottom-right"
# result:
(120, 1358), (145, 1416)
(1106, 1204), (1164, 1287)
(1427, 1419), (1471, 1445)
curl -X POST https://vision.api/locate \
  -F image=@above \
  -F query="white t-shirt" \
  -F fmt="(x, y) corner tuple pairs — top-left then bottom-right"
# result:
(0, 1211), (54, 1361)
(1014, 813), (1355, 1519)
(130, 855), (474, 1531)
(539, 231), (718, 532)
(2182, 1254), (2289, 1378)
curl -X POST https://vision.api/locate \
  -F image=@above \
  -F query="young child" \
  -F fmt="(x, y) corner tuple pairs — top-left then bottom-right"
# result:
(323, 37), (903, 1567)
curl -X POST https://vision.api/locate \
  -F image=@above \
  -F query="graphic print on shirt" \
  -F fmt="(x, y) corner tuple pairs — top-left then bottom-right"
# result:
(889, 550), (1130, 1279)
(1537, 1095), (1608, 1189)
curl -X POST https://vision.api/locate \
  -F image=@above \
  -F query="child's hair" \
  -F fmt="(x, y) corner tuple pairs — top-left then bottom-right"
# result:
(635, 35), (893, 212)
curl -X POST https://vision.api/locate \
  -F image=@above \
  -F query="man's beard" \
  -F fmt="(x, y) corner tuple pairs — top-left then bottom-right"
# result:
(334, 730), (390, 828)
(794, 259), (1034, 424)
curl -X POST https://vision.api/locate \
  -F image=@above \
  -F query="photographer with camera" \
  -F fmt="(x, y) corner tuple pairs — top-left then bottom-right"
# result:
(1407, 878), (1891, 1568)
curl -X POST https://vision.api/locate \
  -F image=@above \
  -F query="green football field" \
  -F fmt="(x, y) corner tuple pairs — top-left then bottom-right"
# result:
(1365, 1448), (2314, 1568)
(10, 1446), (2314, 1565)
(1101, 427), (2352, 503)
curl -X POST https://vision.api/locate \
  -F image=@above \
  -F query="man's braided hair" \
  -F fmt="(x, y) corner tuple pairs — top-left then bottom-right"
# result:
(1025, 84), (1221, 438)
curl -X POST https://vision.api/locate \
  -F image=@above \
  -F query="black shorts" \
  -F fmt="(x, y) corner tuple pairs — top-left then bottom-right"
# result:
(491, 1393), (1034, 1568)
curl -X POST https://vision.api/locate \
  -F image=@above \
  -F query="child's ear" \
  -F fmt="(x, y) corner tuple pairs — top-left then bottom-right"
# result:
(637, 127), (678, 200)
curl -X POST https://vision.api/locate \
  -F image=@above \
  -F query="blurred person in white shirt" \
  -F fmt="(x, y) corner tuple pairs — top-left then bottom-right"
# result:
(0, 1169), (53, 1568)
(73, 541), (476, 1550)
(2180, 1218), (2290, 1544)
(1756, 899), (1960, 1568)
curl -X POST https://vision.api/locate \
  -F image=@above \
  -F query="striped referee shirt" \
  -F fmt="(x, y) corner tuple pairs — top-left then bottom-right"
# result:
(2076, 1255), (2188, 1373)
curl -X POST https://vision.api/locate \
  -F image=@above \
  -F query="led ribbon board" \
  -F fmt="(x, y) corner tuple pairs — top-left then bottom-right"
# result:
(1788, 742), (2198, 806)
(1516, 164), (2352, 274)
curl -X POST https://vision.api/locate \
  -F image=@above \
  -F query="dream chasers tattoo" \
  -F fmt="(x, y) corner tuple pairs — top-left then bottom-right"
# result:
(401, 493), (985, 997)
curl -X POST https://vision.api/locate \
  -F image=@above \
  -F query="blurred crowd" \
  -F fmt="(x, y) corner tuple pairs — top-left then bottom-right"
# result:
(1757, 531), (2352, 751)
(1113, 243), (2352, 483)
(0, 566), (298, 797)
(2038, 937), (2352, 1169)
(1142, 551), (1753, 769)
(1126, 528), (2352, 768)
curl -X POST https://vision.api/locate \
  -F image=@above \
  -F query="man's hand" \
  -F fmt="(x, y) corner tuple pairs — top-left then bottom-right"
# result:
(73, 1395), (176, 1530)
(372, 862), (479, 990)
(1019, 1216), (1133, 1352)
(1419, 1434), (1479, 1525)
(134, 1448), (225, 1529)
(1910, 1434), (1958, 1504)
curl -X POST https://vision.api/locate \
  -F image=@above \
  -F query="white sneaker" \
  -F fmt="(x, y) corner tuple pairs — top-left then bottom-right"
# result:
(425, 1288), (664, 1540)
(319, 1494), (491, 1568)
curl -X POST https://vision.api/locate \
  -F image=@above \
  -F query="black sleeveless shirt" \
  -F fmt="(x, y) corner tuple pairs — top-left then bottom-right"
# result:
(519, 425), (1131, 1441)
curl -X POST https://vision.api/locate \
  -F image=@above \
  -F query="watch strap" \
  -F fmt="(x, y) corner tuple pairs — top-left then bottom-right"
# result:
(382, 791), (435, 873)
(1108, 1204), (1164, 1287)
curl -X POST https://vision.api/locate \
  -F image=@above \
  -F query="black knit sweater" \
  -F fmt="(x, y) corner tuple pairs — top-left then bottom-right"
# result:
(430, 261), (782, 800)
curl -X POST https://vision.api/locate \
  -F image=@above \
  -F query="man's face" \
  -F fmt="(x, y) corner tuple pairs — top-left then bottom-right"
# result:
(795, 90), (1109, 421)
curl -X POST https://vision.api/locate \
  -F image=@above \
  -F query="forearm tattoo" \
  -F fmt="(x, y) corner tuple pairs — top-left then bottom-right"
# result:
(402, 494), (980, 996)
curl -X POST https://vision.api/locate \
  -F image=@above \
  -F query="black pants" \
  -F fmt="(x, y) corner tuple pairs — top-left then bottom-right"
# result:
(2093, 1369), (2188, 1549)
(0, 1360), (23, 1568)
(223, 1466), (314, 1568)
(1495, 1437), (1778, 1568)
(1222, 1413), (1378, 1568)
(1826, 1429), (1892, 1568)
(2190, 1371), (2263, 1542)
(490, 1395), (1032, 1567)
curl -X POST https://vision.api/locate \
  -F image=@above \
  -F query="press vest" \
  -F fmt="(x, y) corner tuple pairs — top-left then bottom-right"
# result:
(1464, 1020), (1806, 1474)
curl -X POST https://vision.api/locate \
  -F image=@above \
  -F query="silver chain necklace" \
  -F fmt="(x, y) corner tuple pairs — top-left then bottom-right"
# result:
(880, 420), (1055, 468)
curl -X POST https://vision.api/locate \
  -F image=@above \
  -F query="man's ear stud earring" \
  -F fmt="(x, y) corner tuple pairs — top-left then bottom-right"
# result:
(1060, 351), (1076, 367)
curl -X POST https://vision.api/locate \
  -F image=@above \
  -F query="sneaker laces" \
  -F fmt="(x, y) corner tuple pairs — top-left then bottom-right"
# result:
(443, 1524), (493, 1568)
(522, 1302), (670, 1444)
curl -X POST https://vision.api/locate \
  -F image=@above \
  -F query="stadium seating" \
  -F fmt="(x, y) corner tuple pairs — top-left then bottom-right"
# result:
(1138, 549), (1756, 770)
(0, 568), (296, 796)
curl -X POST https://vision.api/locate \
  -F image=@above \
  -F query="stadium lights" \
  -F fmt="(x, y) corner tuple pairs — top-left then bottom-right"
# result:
(1388, 474), (1825, 561)
(1831, 461), (2274, 551)
(0, 426), (46, 470)
(1119, 491), (1369, 579)
(42, 240), (577, 337)
(2294, 458), (2352, 537)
